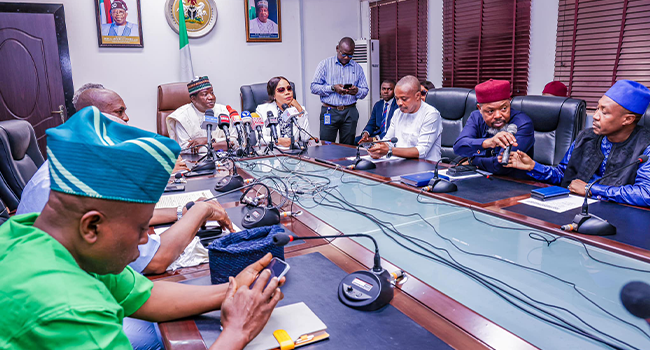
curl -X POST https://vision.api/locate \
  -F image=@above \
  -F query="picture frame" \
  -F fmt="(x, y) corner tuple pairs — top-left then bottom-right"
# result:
(94, 0), (144, 48)
(245, 0), (282, 43)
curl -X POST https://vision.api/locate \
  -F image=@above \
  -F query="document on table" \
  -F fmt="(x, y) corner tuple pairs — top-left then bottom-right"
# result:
(154, 222), (241, 235)
(155, 190), (213, 209)
(346, 155), (404, 163)
(519, 194), (597, 213)
(438, 168), (483, 180)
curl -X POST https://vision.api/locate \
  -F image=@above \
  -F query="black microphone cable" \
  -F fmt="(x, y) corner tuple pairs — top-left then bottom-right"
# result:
(302, 187), (644, 349)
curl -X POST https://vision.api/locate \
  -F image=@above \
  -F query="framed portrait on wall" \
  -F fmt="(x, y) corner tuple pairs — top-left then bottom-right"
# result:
(94, 0), (144, 48)
(245, 0), (282, 42)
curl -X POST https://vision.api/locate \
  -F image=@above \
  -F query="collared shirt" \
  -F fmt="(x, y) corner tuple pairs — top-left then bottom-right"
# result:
(384, 102), (442, 162)
(0, 213), (153, 349)
(527, 137), (650, 207)
(16, 161), (162, 273)
(310, 56), (369, 106)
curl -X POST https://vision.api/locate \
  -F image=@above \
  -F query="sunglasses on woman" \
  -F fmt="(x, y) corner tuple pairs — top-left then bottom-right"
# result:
(276, 86), (293, 93)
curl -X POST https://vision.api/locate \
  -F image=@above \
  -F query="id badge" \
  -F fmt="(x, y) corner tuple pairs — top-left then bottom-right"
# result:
(324, 113), (331, 125)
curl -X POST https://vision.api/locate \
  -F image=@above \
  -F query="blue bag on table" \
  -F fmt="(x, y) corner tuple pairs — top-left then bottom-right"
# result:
(207, 225), (285, 284)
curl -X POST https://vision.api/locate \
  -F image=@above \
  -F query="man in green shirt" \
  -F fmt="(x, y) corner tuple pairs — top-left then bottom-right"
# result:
(0, 107), (283, 350)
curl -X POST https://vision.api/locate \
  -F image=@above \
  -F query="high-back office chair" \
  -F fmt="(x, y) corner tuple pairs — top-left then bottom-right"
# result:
(240, 81), (297, 114)
(157, 83), (192, 137)
(0, 120), (44, 211)
(425, 88), (477, 160)
(510, 96), (586, 166)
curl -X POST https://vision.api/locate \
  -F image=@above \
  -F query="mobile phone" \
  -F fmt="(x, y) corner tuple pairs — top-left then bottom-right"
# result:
(343, 83), (353, 89)
(164, 184), (185, 192)
(250, 257), (290, 289)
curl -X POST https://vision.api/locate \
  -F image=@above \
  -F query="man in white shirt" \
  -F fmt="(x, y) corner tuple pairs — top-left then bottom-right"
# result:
(366, 75), (442, 162)
(166, 76), (232, 153)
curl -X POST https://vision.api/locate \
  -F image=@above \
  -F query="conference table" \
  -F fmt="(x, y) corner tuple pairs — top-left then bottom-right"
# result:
(152, 144), (650, 350)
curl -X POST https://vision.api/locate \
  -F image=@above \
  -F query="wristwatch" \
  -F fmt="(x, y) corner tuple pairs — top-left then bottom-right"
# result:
(177, 205), (184, 221)
(331, 85), (335, 92)
(386, 142), (393, 158)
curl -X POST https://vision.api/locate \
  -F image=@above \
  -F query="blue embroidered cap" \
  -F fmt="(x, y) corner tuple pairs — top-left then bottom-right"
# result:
(605, 80), (650, 115)
(46, 106), (181, 203)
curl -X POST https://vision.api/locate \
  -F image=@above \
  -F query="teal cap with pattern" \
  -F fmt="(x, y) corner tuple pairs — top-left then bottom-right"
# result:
(46, 106), (181, 203)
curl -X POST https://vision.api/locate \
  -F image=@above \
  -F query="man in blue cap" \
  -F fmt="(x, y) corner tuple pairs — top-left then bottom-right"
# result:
(0, 107), (283, 349)
(502, 80), (650, 207)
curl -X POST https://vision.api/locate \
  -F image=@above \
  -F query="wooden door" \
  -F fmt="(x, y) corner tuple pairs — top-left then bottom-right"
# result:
(0, 4), (74, 157)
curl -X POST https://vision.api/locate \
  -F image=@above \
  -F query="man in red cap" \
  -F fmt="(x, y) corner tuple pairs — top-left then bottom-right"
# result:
(453, 79), (535, 176)
(542, 81), (568, 97)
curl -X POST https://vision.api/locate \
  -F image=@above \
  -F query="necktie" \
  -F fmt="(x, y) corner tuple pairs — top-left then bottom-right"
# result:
(380, 102), (389, 136)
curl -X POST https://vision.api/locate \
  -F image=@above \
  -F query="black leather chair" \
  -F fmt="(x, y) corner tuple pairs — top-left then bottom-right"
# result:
(425, 88), (477, 160)
(510, 96), (586, 166)
(240, 81), (296, 114)
(0, 120), (45, 210)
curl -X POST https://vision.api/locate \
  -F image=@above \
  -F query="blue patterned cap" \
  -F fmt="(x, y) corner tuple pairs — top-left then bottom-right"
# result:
(46, 106), (181, 203)
(605, 80), (650, 115)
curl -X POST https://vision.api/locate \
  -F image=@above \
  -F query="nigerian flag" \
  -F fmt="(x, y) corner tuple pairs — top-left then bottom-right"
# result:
(179, 0), (195, 81)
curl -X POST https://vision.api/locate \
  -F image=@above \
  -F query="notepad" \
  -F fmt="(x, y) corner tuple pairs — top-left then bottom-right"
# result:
(244, 302), (328, 350)
(155, 190), (213, 209)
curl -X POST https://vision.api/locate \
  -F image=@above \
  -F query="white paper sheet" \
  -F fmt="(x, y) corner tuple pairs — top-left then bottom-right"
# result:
(346, 155), (404, 163)
(438, 168), (483, 180)
(155, 190), (213, 209)
(519, 194), (597, 213)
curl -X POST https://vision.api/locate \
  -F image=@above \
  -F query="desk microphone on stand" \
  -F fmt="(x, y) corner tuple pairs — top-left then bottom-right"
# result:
(561, 154), (648, 236)
(350, 137), (398, 170)
(273, 232), (394, 311)
(423, 157), (457, 193)
(214, 157), (245, 192)
(191, 109), (219, 172)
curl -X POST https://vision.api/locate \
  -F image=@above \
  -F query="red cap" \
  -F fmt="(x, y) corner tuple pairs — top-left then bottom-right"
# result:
(542, 81), (568, 97)
(475, 79), (511, 103)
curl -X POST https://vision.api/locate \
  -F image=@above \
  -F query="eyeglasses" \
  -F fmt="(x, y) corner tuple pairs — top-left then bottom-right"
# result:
(276, 86), (293, 93)
(421, 90), (428, 95)
(339, 50), (354, 58)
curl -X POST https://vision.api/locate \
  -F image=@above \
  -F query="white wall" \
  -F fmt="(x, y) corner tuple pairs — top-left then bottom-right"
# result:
(427, 0), (444, 88)
(527, 0), (559, 95)
(19, 0), (359, 133)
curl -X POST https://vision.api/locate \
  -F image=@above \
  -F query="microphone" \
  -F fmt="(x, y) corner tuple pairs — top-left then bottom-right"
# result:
(273, 232), (394, 311)
(621, 281), (650, 320)
(265, 110), (280, 145)
(500, 124), (518, 165)
(241, 111), (254, 135)
(252, 112), (265, 145)
(200, 109), (220, 130)
(217, 113), (231, 145)
(227, 105), (245, 148)
(353, 137), (398, 171)
(422, 157), (457, 193)
(561, 154), (648, 235)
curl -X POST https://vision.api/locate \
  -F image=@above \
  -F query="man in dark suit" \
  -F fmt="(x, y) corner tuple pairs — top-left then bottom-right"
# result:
(357, 79), (398, 144)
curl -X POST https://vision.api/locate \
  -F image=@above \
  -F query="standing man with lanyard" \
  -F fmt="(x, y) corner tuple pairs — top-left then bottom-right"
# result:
(311, 37), (369, 145)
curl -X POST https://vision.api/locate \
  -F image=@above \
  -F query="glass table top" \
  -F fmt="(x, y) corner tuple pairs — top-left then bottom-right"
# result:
(239, 157), (650, 349)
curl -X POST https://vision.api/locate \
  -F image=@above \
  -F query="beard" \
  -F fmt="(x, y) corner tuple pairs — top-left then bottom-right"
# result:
(487, 125), (508, 135)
